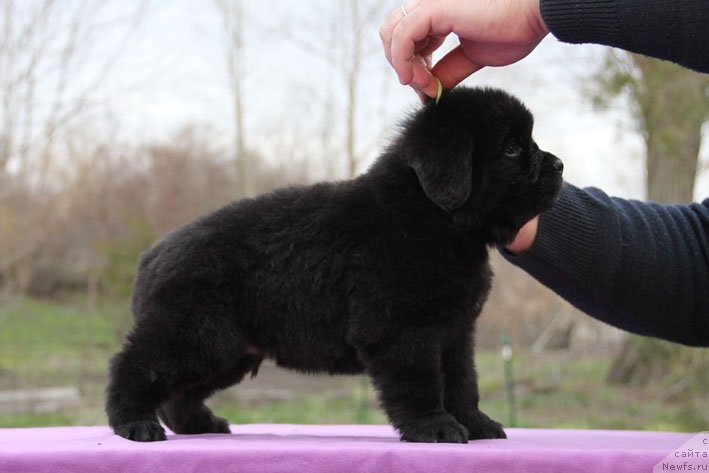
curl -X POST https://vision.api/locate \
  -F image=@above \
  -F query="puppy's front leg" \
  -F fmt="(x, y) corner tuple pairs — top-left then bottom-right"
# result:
(358, 337), (469, 443)
(442, 334), (506, 440)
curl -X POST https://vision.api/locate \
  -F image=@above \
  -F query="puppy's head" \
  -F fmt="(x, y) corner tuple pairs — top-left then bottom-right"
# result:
(398, 86), (563, 245)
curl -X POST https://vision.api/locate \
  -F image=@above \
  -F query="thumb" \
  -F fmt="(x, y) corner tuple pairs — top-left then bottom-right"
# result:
(431, 45), (483, 90)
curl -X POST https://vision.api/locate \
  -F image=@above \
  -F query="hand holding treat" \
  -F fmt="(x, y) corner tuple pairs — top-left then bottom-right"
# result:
(379, 0), (548, 98)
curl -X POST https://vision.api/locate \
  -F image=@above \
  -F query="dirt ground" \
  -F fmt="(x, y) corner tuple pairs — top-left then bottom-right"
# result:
(215, 361), (367, 404)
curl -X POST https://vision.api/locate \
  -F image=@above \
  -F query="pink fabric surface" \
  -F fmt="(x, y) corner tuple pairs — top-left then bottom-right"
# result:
(0, 424), (693, 473)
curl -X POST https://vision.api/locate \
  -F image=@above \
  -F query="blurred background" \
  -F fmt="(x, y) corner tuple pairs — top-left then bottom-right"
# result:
(1, 0), (707, 432)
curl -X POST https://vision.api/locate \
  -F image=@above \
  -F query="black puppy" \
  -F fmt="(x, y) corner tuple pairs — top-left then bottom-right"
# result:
(106, 87), (563, 443)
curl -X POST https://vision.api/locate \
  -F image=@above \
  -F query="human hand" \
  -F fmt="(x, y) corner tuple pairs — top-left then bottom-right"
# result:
(380, 0), (549, 98)
(505, 216), (539, 254)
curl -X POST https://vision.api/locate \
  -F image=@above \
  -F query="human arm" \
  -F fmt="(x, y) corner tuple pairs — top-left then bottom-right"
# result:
(502, 182), (709, 347)
(542, 0), (709, 74)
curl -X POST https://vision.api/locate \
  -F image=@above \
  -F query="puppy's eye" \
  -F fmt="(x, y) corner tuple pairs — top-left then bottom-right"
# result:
(504, 144), (522, 158)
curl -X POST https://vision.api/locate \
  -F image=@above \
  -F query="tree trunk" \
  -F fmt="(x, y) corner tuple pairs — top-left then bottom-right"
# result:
(344, 0), (362, 178)
(645, 127), (701, 203)
(607, 55), (708, 385)
(214, 0), (255, 197)
(637, 55), (705, 204)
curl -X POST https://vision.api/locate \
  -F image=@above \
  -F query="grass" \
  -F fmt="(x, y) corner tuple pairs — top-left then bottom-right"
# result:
(0, 412), (75, 428)
(0, 295), (124, 389)
(214, 396), (389, 426)
(0, 295), (704, 432)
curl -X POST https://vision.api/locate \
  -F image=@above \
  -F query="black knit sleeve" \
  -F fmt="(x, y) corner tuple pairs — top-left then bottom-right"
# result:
(540, 0), (709, 73)
(502, 183), (709, 347)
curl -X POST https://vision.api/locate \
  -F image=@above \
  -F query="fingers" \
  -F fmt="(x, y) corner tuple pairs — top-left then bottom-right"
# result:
(414, 34), (446, 65)
(382, 1), (445, 86)
(410, 56), (438, 99)
(431, 45), (483, 90)
(379, 6), (402, 66)
(390, 7), (436, 85)
(380, 1), (420, 69)
(381, 1), (478, 98)
(409, 45), (485, 99)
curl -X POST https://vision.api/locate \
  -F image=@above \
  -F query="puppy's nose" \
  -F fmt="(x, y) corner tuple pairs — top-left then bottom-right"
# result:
(552, 158), (564, 174)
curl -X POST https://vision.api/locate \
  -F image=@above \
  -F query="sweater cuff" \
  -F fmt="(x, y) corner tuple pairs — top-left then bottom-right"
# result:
(502, 182), (620, 313)
(540, 0), (622, 48)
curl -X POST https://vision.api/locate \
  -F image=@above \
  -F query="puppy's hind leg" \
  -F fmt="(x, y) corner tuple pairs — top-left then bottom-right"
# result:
(158, 355), (262, 435)
(106, 312), (253, 442)
(105, 343), (170, 442)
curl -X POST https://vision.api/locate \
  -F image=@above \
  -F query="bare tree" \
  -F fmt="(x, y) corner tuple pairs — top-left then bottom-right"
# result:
(283, 0), (392, 179)
(212, 0), (256, 197)
(0, 0), (147, 183)
(335, 0), (392, 177)
(590, 52), (709, 203)
(0, 0), (147, 293)
(341, 0), (363, 177)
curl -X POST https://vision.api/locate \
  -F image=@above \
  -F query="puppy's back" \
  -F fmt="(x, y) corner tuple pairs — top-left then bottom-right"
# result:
(130, 180), (372, 318)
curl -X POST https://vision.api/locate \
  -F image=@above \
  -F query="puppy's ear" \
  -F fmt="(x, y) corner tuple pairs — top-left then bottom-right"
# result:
(408, 139), (473, 212)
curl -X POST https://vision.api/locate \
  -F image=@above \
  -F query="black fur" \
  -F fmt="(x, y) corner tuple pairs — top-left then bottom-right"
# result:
(106, 87), (563, 443)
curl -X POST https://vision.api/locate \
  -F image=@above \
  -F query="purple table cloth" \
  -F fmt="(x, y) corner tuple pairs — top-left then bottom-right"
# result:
(0, 424), (695, 473)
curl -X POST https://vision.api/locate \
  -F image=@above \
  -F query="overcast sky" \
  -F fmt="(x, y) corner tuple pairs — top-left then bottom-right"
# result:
(90, 0), (708, 201)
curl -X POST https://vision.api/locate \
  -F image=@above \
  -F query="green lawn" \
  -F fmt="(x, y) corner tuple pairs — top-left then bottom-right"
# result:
(0, 296), (703, 432)
(0, 296), (123, 389)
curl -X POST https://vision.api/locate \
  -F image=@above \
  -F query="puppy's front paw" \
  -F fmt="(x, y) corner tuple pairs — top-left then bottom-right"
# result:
(399, 413), (469, 444)
(462, 410), (506, 440)
(113, 421), (167, 442)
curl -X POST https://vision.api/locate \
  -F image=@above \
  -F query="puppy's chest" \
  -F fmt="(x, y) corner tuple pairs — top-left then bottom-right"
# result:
(361, 226), (486, 282)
